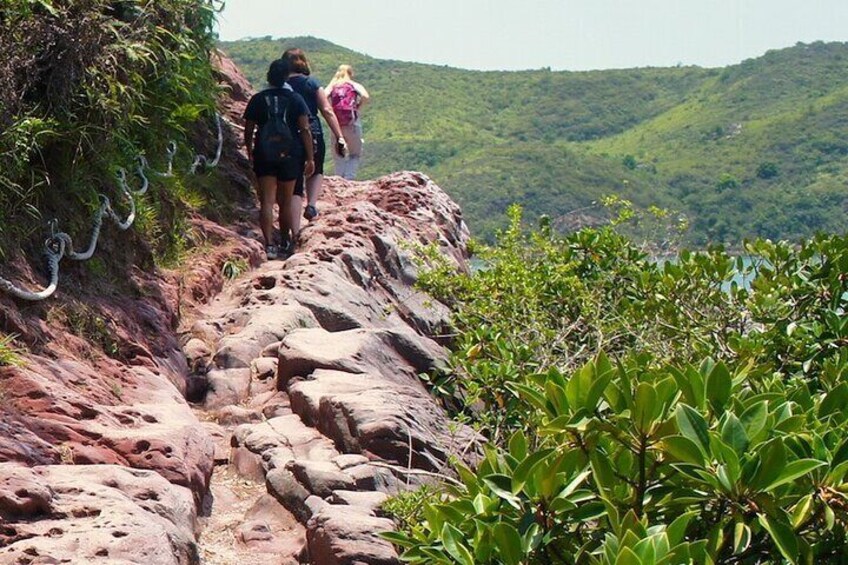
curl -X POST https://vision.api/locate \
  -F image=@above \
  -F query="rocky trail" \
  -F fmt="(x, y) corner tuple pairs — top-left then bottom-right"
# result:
(184, 172), (481, 564)
(0, 172), (480, 564)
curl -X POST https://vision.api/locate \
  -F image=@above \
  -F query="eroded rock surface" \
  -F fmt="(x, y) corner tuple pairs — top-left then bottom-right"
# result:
(0, 57), (479, 565)
(0, 463), (199, 564)
(190, 172), (482, 563)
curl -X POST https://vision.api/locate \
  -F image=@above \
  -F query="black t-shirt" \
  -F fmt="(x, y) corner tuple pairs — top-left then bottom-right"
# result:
(243, 87), (310, 156)
(287, 75), (323, 138)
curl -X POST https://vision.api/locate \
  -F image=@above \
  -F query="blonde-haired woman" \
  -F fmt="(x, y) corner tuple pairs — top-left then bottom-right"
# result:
(326, 64), (370, 180)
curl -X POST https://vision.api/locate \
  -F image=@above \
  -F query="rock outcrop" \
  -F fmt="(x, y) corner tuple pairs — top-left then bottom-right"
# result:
(0, 50), (479, 564)
(0, 170), (479, 564)
(191, 172), (482, 563)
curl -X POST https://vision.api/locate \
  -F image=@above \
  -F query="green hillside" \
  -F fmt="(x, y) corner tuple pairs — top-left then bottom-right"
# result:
(219, 37), (848, 245)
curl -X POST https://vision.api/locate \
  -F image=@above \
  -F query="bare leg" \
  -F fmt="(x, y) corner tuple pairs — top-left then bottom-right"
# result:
(345, 156), (360, 180)
(306, 173), (323, 207)
(341, 122), (363, 180)
(276, 179), (296, 247)
(257, 175), (277, 247)
(290, 193), (303, 239)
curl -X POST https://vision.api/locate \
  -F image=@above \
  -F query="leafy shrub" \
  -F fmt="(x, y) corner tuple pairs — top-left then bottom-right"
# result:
(0, 334), (24, 367)
(716, 173), (740, 192)
(392, 209), (848, 563)
(0, 0), (223, 259)
(756, 161), (780, 179)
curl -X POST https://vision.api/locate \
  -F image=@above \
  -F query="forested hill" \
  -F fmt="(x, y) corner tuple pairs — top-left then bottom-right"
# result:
(219, 37), (848, 245)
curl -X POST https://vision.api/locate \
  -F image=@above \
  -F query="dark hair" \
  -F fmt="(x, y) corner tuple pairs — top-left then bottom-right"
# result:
(266, 58), (290, 87)
(282, 48), (311, 76)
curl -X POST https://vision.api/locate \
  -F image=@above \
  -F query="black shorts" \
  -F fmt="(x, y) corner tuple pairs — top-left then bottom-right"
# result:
(294, 135), (326, 196)
(253, 155), (301, 182)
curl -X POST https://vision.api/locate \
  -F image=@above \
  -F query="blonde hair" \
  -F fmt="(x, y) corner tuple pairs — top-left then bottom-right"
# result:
(327, 64), (355, 89)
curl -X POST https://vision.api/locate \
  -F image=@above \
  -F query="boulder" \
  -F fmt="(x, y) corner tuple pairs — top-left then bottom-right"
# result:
(306, 504), (400, 565)
(0, 463), (198, 565)
(289, 370), (480, 472)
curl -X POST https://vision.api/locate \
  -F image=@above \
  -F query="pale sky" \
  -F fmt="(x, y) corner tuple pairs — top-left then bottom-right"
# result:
(216, 0), (848, 71)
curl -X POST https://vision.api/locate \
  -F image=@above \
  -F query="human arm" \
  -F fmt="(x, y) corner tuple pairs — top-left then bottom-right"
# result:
(352, 81), (370, 107)
(244, 120), (256, 162)
(297, 114), (315, 177)
(316, 87), (347, 156)
(243, 94), (261, 162)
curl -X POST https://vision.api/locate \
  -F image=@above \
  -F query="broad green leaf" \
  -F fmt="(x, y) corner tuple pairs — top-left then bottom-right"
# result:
(634, 382), (659, 433)
(739, 402), (768, 445)
(473, 525), (494, 563)
(757, 514), (798, 564)
(750, 439), (787, 491)
(662, 436), (705, 467)
(605, 382), (627, 413)
(601, 496), (621, 537)
(512, 383), (552, 417)
(402, 546), (450, 562)
(791, 495), (813, 529)
(433, 503), (466, 525)
(687, 365), (706, 408)
(492, 522), (523, 565)
(676, 404), (711, 455)
(455, 462), (477, 490)
(825, 505), (836, 530)
(441, 522), (475, 565)
(511, 448), (554, 494)
(586, 369), (614, 412)
(819, 382), (848, 419)
(557, 468), (593, 500)
(621, 510), (647, 539)
(765, 459), (826, 491)
(830, 437), (848, 467)
(545, 381), (570, 416)
(775, 415), (805, 433)
(572, 501), (607, 521)
(591, 452), (616, 494)
(654, 376), (680, 419)
(566, 363), (593, 411)
(508, 430), (528, 461)
(721, 413), (749, 455)
(666, 511), (697, 545)
(424, 503), (445, 533)
(716, 465), (734, 493)
(522, 523), (543, 553)
(633, 536), (657, 563)
(615, 547), (643, 565)
(733, 522), (751, 554)
(378, 531), (416, 548)
(711, 436), (740, 483)
(706, 362), (732, 413)
(670, 366), (696, 408)
(706, 522), (725, 556)
(472, 493), (493, 514)
(482, 474), (522, 509)
(596, 350), (614, 376)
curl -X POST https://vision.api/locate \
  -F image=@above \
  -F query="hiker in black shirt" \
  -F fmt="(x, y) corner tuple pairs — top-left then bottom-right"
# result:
(243, 58), (315, 259)
(282, 47), (347, 234)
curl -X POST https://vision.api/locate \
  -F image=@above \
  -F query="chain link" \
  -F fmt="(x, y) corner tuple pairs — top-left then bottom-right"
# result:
(0, 113), (224, 301)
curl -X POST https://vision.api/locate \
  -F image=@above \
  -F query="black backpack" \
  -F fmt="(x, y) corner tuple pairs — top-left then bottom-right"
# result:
(256, 92), (294, 163)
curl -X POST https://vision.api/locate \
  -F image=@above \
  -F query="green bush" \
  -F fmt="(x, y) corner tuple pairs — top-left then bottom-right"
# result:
(0, 0), (223, 259)
(756, 162), (780, 179)
(390, 209), (848, 563)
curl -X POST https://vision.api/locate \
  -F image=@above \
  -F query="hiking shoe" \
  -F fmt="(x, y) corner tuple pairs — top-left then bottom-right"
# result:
(265, 245), (279, 260)
(304, 204), (319, 220)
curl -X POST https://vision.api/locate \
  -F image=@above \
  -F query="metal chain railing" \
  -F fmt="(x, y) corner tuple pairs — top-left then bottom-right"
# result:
(0, 113), (224, 301)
